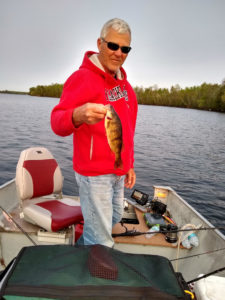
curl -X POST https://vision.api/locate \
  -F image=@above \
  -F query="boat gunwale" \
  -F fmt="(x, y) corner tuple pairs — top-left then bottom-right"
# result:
(160, 185), (225, 241)
(0, 178), (15, 189)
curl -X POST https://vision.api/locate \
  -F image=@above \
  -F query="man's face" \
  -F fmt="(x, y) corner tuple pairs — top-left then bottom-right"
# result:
(97, 28), (131, 76)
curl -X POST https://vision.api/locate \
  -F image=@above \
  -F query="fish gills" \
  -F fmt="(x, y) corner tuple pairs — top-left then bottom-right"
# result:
(105, 104), (123, 169)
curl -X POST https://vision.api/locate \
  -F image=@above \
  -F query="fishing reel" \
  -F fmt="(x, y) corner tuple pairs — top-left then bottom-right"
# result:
(164, 224), (178, 243)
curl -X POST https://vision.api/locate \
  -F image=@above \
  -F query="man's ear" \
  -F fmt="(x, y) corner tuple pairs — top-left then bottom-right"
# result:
(97, 38), (102, 51)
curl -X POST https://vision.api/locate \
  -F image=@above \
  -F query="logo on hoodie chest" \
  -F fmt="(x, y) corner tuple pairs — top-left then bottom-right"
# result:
(105, 85), (128, 102)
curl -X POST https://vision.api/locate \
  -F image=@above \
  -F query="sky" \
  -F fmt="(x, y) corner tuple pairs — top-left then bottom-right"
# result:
(0, 0), (225, 92)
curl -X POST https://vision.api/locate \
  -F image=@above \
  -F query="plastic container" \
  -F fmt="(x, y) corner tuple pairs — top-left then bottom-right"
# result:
(181, 230), (199, 248)
(188, 232), (199, 247)
(181, 238), (191, 249)
(144, 213), (165, 227)
(145, 224), (160, 239)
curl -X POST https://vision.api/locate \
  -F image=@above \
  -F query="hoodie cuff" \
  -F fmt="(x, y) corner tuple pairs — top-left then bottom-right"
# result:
(69, 108), (85, 132)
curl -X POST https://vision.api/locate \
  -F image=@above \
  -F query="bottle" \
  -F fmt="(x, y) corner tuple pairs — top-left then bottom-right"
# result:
(188, 232), (199, 247)
(181, 237), (191, 249)
(145, 224), (160, 239)
(181, 232), (199, 248)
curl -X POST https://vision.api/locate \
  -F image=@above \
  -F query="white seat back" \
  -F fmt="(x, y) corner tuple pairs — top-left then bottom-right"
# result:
(16, 147), (63, 201)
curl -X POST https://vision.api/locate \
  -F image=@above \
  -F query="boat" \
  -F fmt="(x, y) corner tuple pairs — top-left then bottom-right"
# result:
(0, 147), (224, 299)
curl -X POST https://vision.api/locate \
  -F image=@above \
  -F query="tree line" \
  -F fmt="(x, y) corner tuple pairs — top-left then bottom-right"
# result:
(28, 80), (225, 112)
(134, 82), (225, 112)
(29, 83), (63, 98)
(0, 90), (28, 95)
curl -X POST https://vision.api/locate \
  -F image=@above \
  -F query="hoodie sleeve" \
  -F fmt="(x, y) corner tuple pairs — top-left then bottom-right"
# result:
(51, 71), (90, 137)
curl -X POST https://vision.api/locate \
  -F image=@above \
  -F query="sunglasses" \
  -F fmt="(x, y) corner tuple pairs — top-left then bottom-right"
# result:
(101, 38), (131, 54)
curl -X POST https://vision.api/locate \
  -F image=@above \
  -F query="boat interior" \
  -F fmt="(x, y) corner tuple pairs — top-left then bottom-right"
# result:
(0, 147), (225, 283)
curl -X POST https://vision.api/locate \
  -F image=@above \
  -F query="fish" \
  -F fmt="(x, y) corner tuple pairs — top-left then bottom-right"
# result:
(104, 104), (123, 169)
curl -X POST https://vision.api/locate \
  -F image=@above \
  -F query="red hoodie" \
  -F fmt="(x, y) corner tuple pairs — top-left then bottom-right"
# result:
(51, 51), (138, 176)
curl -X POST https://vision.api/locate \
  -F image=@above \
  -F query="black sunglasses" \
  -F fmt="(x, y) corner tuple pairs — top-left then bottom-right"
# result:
(101, 38), (131, 54)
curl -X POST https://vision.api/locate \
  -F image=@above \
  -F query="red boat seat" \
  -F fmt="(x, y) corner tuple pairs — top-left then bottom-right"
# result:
(16, 147), (83, 232)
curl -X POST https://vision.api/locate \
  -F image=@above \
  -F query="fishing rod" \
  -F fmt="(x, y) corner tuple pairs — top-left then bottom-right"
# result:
(0, 206), (37, 246)
(112, 224), (225, 237)
(187, 266), (225, 284)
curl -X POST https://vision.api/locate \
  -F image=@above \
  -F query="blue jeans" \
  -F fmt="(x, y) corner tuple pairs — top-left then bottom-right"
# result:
(75, 173), (125, 247)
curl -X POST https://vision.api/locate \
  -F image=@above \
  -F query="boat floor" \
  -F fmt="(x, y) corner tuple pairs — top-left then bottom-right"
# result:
(0, 205), (40, 233)
(113, 209), (180, 249)
(1, 201), (180, 249)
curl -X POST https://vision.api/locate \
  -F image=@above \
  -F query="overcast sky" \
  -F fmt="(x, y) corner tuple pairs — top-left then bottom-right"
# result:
(1, 0), (225, 92)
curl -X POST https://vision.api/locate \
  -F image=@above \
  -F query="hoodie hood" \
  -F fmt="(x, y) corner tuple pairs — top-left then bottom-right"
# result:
(79, 51), (127, 82)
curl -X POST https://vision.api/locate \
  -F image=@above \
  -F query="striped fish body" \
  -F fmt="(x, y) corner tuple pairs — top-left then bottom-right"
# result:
(104, 104), (123, 169)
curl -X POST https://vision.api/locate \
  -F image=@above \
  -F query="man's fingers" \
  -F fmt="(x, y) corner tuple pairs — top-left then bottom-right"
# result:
(83, 103), (107, 124)
(93, 104), (107, 114)
(86, 103), (107, 114)
(124, 172), (136, 189)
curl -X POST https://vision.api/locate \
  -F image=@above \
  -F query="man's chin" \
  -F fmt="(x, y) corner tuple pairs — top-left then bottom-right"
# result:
(109, 65), (120, 74)
(105, 68), (118, 76)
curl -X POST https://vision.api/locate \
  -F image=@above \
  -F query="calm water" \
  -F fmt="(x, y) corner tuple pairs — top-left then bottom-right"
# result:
(1, 94), (225, 231)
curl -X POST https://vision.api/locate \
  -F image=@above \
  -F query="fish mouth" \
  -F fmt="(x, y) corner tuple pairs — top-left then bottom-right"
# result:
(105, 107), (113, 120)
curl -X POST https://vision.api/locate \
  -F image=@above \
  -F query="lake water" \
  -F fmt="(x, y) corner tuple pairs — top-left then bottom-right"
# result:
(0, 93), (225, 232)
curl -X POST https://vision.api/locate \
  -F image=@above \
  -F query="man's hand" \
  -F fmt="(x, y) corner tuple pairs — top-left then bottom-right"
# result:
(124, 168), (136, 189)
(72, 103), (107, 127)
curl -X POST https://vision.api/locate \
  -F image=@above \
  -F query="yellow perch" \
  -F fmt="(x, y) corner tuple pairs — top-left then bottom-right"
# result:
(105, 104), (123, 169)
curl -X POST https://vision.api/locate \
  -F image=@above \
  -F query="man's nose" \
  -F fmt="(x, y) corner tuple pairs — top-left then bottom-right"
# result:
(114, 47), (123, 56)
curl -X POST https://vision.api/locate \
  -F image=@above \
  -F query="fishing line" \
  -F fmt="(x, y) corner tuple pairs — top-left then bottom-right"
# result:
(0, 206), (37, 246)
(187, 266), (225, 284)
(170, 246), (225, 262)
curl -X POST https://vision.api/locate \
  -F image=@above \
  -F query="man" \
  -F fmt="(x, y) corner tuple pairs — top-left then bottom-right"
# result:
(51, 18), (138, 247)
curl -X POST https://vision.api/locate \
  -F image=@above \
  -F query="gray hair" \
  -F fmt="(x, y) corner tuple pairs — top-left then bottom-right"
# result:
(100, 18), (131, 39)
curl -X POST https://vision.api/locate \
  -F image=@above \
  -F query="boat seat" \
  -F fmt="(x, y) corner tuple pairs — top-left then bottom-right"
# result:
(15, 147), (83, 232)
